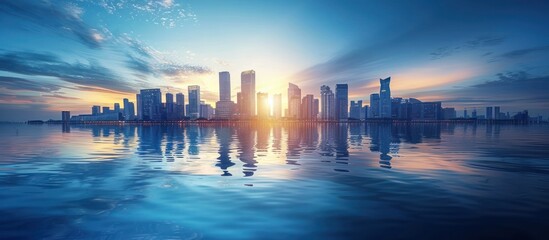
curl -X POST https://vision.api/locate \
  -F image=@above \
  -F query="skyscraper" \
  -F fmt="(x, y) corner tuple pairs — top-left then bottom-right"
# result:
(188, 85), (201, 119)
(216, 71), (235, 119)
(257, 92), (270, 118)
(176, 93), (185, 119)
(123, 98), (135, 120)
(370, 93), (380, 118)
(486, 106), (493, 120)
(379, 77), (391, 118)
(320, 85), (335, 120)
(301, 94), (314, 120)
(335, 84), (348, 121)
(139, 89), (162, 121)
(136, 94), (142, 120)
(313, 98), (319, 119)
(495, 106), (501, 119)
(166, 93), (174, 120)
(219, 71), (231, 101)
(114, 103), (120, 114)
(273, 93), (282, 119)
(92, 105), (101, 116)
(350, 100), (362, 119)
(288, 83), (301, 119)
(240, 70), (256, 118)
(61, 111), (70, 122)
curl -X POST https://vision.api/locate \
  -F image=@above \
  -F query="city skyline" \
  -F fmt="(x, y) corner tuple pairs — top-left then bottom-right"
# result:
(1, 0), (549, 121)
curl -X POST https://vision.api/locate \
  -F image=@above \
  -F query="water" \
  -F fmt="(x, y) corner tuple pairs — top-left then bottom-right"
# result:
(1, 123), (548, 239)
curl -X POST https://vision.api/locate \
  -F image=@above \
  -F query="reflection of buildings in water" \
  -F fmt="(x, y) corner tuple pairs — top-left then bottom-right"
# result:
(237, 124), (257, 177)
(186, 125), (200, 156)
(285, 123), (303, 165)
(256, 124), (270, 154)
(138, 125), (163, 156)
(349, 123), (364, 146)
(215, 126), (235, 176)
(62, 123), (70, 133)
(335, 123), (349, 164)
(368, 123), (395, 169)
(272, 125), (282, 152)
(319, 124), (335, 158)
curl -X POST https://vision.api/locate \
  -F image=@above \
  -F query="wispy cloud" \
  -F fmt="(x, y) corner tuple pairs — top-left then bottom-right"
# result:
(0, 76), (61, 93)
(499, 45), (549, 59)
(0, 0), (107, 48)
(0, 50), (135, 93)
(430, 36), (505, 60)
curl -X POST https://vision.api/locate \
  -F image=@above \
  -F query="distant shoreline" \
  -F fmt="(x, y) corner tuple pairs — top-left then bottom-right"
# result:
(20, 119), (544, 125)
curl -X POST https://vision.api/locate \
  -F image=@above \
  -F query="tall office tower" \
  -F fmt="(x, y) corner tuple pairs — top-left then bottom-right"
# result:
(370, 93), (380, 118)
(139, 89), (162, 121)
(494, 106), (501, 119)
(188, 85), (201, 119)
(300, 94), (314, 120)
(216, 71), (235, 119)
(464, 109), (468, 118)
(288, 83), (302, 119)
(165, 93), (174, 120)
(472, 108), (477, 118)
(92, 105), (101, 115)
(127, 102), (135, 120)
(486, 107), (493, 119)
(114, 103), (120, 114)
(136, 94), (142, 120)
(273, 93), (282, 119)
(240, 70), (256, 118)
(257, 92), (270, 118)
(320, 85), (335, 120)
(175, 93), (185, 119)
(102, 106), (110, 114)
(379, 77), (391, 118)
(219, 71), (231, 101)
(443, 107), (457, 120)
(335, 84), (348, 121)
(61, 111), (70, 122)
(313, 98), (319, 119)
(236, 92), (242, 116)
(123, 98), (135, 120)
(350, 100), (362, 119)
(362, 105), (369, 119)
(200, 103), (214, 119)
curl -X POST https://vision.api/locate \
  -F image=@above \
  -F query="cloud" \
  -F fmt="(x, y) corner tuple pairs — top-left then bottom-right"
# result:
(499, 45), (549, 59)
(159, 63), (212, 76)
(430, 36), (505, 60)
(126, 54), (154, 74)
(0, 0), (106, 48)
(42, 94), (80, 100)
(0, 76), (61, 92)
(0, 50), (135, 93)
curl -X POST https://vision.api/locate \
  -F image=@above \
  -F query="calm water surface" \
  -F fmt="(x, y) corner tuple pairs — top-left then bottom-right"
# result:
(1, 123), (548, 239)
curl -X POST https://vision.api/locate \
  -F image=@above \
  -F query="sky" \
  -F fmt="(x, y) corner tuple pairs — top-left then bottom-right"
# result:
(1, 0), (549, 121)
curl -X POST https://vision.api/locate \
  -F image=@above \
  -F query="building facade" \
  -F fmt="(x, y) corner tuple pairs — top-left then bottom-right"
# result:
(240, 70), (256, 118)
(288, 83), (301, 119)
(335, 84), (348, 121)
(188, 85), (201, 119)
(379, 77), (391, 118)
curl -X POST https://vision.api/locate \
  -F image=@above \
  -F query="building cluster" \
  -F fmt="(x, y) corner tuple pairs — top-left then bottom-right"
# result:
(63, 70), (532, 122)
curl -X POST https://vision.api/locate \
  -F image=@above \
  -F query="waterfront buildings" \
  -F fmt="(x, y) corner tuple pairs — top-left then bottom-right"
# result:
(240, 70), (256, 118)
(288, 83), (301, 119)
(379, 77), (391, 118)
(320, 85), (335, 120)
(300, 94), (315, 120)
(350, 100), (362, 119)
(216, 71), (235, 119)
(61, 111), (70, 122)
(272, 94), (282, 119)
(176, 93), (185, 119)
(188, 85), (201, 119)
(486, 107), (493, 119)
(370, 94), (380, 118)
(139, 89), (162, 121)
(335, 84), (348, 121)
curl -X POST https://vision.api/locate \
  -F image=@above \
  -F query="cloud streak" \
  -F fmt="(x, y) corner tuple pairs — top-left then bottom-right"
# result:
(0, 50), (135, 93)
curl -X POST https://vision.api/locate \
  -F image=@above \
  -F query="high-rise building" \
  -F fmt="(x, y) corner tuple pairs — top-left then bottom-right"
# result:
(273, 94), (282, 119)
(136, 94), (142, 120)
(102, 106), (110, 114)
(486, 107), (493, 119)
(301, 94), (314, 120)
(188, 85), (201, 119)
(92, 105), (101, 116)
(422, 102), (442, 120)
(370, 94), (380, 118)
(335, 84), (348, 121)
(313, 98), (319, 119)
(495, 106), (501, 120)
(288, 83), (301, 119)
(240, 70), (256, 118)
(320, 85), (335, 120)
(216, 71), (235, 119)
(472, 108), (477, 118)
(350, 100), (362, 119)
(176, 93), (185, 119)
(464, 108), (468, 118)
(219, 71), (231, 101)
(361, 105), (369, 119)
(123, 98), (135, 120)
(166, 93), (175, 120)
(257, 92), (270, 118)
(200, 102), (214, 119)
(114, 103), (120, 113)
(139, 89), (162, 121)
(236, 92), (242, 116)
(379, 77), (391, 118)
(61, 111), (70, 122)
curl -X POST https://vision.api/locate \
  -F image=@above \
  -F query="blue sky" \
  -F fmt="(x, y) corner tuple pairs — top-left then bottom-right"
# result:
(1, 0), (548, 121)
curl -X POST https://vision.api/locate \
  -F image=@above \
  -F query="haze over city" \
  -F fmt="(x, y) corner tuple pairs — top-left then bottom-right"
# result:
(1, 0), (549, 121)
